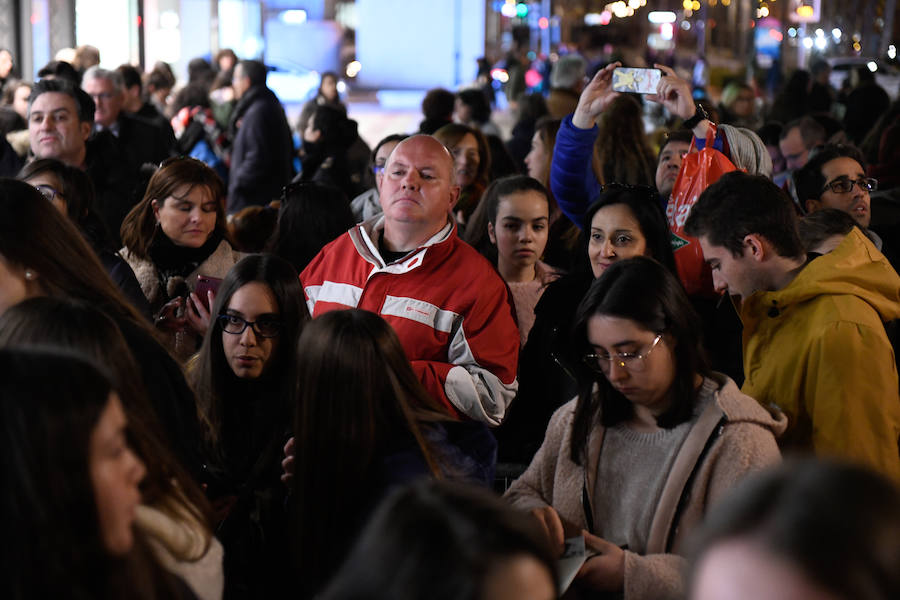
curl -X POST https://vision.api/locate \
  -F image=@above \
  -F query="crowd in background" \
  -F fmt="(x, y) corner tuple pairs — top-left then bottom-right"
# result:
(1, 39), (900, 600)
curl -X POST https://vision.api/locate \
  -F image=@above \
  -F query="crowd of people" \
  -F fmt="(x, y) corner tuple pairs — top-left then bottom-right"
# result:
(1, 41), (900, 600)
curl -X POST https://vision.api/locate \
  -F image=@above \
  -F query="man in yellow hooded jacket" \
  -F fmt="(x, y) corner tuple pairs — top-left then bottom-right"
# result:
(685, 172), (900, 480)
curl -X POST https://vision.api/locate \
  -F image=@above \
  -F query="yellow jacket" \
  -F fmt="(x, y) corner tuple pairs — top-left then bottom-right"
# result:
(740, 228), (900, 480)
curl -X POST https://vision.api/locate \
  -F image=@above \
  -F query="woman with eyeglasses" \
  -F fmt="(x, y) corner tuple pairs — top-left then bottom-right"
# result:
(120, 156), (242, 361)
(190, 253), (309, 598)
(495, 185), (675, 466)
(18, 158), (152, 320)
(505, 256), (785, 600)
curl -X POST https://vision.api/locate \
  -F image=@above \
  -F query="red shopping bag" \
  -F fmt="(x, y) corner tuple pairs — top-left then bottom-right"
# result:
(666, 124), (738, 297)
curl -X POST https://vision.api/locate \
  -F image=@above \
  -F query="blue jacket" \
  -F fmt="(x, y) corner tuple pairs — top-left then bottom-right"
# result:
(550, 115), (603, 229)
(550, 115), (724, 226)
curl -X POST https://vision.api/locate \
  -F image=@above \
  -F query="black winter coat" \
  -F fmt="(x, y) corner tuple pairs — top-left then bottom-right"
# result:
(227, 85), (294, 213)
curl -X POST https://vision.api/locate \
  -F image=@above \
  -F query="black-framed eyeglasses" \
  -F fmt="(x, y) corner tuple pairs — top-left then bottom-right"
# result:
(820, 177), (878, 195)
(33, 184), (62, 203)
(582, 334), (663, 374)
(217, 314), (282, 338)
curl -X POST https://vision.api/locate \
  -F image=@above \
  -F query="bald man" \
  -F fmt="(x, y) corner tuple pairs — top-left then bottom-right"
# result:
(301, 135), (519, 425)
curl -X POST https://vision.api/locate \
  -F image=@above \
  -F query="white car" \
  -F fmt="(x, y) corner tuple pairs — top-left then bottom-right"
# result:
(828, 57), (900, 99)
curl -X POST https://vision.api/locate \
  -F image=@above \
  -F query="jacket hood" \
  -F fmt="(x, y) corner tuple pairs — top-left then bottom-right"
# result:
(744, 228), (900, 323)
(711, 373), (788, 437)
(719, 124), (773, 178)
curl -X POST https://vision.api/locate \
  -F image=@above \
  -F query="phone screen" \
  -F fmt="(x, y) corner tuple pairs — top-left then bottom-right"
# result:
(612, 67), (662, 94)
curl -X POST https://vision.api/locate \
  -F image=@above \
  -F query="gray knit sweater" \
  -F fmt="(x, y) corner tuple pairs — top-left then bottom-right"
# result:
(504, 373), (786, 600)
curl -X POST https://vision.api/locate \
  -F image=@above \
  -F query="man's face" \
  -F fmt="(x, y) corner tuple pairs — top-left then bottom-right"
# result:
(378, 136), (460, 242)
(233, 65), (249, 99)
(28, 91), (91, 166)
(83, 77), (122, 127)
(808, 157), (871, 228)
(699, 236), (760, 300)
(655, 140), (690, 198)
(779, 127), (809, 171)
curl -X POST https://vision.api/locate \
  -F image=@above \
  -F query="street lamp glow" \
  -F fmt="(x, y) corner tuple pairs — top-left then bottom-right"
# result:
(661, 22), (674, 40)
(278, 9), (307, 25)
(788, 27), (797, 38)
(814, 37), (827, 50)
(345, 61), (361, 78)
(815, 28), (825, 37)
(803, 37), (814, 49)
(648, 11), (677, 23)
(832, 28), (842, 40)
(889, 45), (897, 59)
(868, 61), (878, 72)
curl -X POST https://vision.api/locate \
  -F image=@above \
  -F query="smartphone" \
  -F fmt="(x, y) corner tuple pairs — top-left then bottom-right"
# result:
(612, 67), (661, 94)
(194, 275), (222, 311)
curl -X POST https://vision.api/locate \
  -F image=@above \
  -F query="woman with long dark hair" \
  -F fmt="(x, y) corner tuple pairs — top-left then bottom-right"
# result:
(0, 348), (192, 599)
(120, 156), (242, 360)
(0, 177), (205, 478)
(289, 309), (497, 598)
(190, 253), (308, 598)
(0, 298), (223, 600)
(505, 257), (785, 599)
(463, 175), (559, 347)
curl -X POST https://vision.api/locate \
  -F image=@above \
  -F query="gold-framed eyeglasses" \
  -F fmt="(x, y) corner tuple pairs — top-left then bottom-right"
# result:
(582, 334), (662, 374)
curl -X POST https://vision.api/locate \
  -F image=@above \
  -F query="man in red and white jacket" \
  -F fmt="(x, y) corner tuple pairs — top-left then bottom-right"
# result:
(300, 135), (519, 425)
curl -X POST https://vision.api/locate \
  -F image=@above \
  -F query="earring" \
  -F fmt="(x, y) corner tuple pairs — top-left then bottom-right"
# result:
(24, 270), (34, 280)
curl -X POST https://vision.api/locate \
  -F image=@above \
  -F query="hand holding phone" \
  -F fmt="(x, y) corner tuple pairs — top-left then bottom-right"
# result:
(185, 275), (222, 336)
(612, 67), (662, 94)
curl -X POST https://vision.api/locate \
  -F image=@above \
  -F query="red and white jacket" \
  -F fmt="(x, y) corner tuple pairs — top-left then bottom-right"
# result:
(300, 217), (520, 425)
